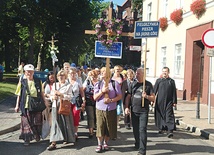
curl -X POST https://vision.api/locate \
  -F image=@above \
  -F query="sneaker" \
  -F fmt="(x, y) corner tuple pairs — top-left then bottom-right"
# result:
(167, 132), (173, 138)
(125, 124), (131, 130)
(95, 145), (102, 153)
(158, 130), (164, 134)
(63, 141), (68, 145)
(47, 143), (56, 151)
(75, 134), (78, 141)
(89, 133), (93, 139)
(137, 152), (146, 155)
(134, 143), (139, 149)
(35, 135), (40, 142)
(103, 144), (109, 151)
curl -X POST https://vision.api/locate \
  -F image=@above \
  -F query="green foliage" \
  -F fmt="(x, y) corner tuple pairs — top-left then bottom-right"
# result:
(0, 0), (98, 70)
(0, 72), (17, 100)
(132, 0), (143, 14)
(0, 0), (121, 70)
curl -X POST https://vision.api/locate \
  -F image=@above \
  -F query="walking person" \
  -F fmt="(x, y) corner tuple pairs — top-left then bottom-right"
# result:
(43, 71), (55, 124)
(47, 70), (75, 150)
(63, 62), (70, 75)
(14, 64), (45, 145)
(43, 71), (55, 99)
(94, 67), (122, 153)
(83, 70), (98, 138)
(111, 65), (124, 129)
(69, 67), (86, 140)
(121, 69), (135, 130)
(153, 67), (177, 138)
(125, 68), (155, 155)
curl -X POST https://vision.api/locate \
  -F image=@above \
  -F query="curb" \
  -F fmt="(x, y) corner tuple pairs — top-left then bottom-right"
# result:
(176, 119), (214, 142)
(0, 95), (16, 104)
(0, 123), (20, 136)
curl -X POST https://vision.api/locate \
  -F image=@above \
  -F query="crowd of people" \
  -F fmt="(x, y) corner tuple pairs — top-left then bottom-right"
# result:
(14, 62), (177, 155)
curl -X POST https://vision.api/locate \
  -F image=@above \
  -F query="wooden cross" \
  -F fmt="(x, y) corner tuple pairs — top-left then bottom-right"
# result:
(85, 3), (132, 97)
(85, 3), (147, 107)
(48, 35), (58, 51)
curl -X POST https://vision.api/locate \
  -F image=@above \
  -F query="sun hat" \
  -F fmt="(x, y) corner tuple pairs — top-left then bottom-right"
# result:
(24, 64), (34, 71)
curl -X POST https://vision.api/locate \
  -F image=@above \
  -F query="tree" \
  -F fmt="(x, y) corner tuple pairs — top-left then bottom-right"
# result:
(0, 0), (96, 71)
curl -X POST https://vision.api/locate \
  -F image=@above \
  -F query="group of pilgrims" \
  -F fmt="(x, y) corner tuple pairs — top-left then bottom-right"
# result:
(14, 62), (177, 155)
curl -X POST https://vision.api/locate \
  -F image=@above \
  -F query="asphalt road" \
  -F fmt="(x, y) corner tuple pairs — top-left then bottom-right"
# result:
(0, 114), (214, 155)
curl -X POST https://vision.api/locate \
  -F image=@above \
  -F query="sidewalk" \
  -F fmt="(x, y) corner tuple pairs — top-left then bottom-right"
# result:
(0, 96), (20, 135)
(175, 99), (214, 142)
(0, 96), (214, 142)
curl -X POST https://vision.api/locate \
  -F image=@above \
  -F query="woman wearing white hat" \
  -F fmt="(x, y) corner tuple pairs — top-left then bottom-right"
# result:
(15, 64), (45, 145)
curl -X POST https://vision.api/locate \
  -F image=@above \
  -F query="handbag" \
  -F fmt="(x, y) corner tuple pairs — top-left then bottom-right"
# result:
(41, 109), (50, 139)
(58, 99), (71, 115)
(75, 95), (83, 108)
(25, 79), (46, 112)
(72, 89), (83, 108)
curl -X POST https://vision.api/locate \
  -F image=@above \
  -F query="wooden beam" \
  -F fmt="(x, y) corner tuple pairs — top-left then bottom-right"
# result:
(85, 30), (134, 37)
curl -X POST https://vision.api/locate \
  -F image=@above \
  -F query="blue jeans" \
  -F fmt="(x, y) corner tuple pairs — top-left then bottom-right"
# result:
(131, 111), (148, 155)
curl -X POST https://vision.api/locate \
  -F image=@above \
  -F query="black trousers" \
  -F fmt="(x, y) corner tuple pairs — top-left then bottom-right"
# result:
(131, 111), (148, 155)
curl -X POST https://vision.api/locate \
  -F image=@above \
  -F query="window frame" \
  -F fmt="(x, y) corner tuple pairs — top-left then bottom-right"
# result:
(174, 43), (182, 75)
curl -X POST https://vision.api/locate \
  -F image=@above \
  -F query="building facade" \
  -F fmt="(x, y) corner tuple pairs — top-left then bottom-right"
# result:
(142, 0), (214, 105)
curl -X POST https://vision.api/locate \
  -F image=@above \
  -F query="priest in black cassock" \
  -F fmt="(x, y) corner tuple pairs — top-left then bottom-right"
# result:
(154, 67), (177, 138)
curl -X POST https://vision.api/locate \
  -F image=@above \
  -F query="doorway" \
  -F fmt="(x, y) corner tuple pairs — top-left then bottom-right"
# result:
(191, 40), (204, 99)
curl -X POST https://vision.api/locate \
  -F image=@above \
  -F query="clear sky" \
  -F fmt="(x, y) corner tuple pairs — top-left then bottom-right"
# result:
(103, 0), (124, 6)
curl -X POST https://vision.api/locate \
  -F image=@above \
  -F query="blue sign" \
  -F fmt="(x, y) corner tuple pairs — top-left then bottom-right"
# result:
(95, 41), (123, 59)
(134, 21), (160, 39)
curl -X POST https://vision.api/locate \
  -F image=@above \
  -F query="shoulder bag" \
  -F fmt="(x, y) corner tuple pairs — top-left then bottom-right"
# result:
(58, 99), (71, 116)
(25, 79), (46, 112)
(57, 83), (71, 115)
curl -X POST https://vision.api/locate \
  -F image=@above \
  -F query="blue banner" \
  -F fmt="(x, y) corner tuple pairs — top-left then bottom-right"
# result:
(134, 21), (160, 39)
(95, 41), (122, 59)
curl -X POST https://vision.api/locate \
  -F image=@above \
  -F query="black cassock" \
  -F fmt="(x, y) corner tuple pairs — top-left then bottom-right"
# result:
(154, 78), (177, 131)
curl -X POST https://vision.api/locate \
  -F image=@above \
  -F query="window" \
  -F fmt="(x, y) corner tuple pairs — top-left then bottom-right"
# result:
(174, 44), (182, 75)
(176, 0), (184, 9)
(147, 3), (152, 21)
(161, 47), (167, 69)
(163, 0), (168, 17)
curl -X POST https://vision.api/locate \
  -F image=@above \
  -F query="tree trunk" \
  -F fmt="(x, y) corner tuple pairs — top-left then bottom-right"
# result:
(29, 22), (35, 64)
(36, 44), (43, 71)
(4, 38), (11, 72)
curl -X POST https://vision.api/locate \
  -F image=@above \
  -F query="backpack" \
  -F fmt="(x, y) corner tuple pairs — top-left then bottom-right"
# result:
(98, 79), (116, 91)
(111, 73), (124, 81)
(98, 80), (122, 105)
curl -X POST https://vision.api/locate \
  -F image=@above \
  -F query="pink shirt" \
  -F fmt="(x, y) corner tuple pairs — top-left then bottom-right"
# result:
(94, 80), (122, 111)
